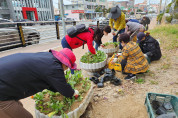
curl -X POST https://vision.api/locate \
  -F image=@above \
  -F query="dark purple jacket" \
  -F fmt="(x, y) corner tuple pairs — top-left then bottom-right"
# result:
(0, 52), (74, 101)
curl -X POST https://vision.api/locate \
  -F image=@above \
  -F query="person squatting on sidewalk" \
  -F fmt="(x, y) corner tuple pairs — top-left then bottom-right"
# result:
(0, 48), (79, 118)
(137, 32), (162, 63)
(113, 33), (149, 80)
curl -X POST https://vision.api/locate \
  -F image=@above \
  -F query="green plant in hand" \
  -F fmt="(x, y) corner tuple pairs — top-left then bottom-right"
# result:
(80, 50), (106, 63)
(34, 70), (91, 118)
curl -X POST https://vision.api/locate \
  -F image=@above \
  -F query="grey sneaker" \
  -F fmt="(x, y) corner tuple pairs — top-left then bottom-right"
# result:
(124, 74), (136, 80)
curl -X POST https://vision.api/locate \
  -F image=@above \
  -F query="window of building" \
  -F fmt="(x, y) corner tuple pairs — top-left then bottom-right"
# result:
(0, 0), (8, 8)
(87, 5), (91, 9)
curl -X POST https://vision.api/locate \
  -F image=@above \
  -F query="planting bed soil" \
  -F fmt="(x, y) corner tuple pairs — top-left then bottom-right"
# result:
(99, 42), (119, 57)
(34, 70), (93, 118)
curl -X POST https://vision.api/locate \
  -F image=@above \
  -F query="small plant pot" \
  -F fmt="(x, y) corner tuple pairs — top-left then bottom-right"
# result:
(35, 84), (94, 118)
(98, 46), (118, 57)
(79, 54), (108, 72)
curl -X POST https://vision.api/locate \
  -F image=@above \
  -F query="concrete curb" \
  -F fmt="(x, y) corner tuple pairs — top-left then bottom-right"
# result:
(98, 47), (118, 57)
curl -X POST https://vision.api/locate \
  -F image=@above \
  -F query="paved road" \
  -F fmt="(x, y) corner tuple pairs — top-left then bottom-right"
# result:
(27, 21), (92, 43)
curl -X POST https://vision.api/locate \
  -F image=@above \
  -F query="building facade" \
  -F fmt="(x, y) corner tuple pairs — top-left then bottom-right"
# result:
(0, 0), (54, 21)
(63, 0), (107, 20)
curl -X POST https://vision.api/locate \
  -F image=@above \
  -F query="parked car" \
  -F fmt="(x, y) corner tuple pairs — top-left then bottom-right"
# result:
(97, 17), (106, 21)
(14, 19), (35, 26)
(40, 19), (55, 25)
(65, 18), (76, 24)
(46, 19), (55, 25)
(89, 20), (109, 29)
(0, 18), (40, 51)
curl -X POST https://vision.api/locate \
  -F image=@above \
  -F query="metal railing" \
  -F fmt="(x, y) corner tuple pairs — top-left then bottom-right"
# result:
(0, 20), (106, 51)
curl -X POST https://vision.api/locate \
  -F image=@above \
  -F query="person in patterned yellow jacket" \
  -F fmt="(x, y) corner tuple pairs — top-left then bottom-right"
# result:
(108, 5), (126, 45)
(117, 33), (149, 80)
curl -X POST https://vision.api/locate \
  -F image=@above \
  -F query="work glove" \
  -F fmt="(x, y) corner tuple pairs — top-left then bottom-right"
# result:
(144, 54), (148, 58)
(73, 90), (79, 99)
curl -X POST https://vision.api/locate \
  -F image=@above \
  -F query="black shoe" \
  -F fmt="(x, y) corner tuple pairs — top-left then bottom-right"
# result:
(124, 74), (136, 80)
(97, 82), (104, 88)
(89, 77), (99, 84)
(152, 100), (160, 110)
(110, 77), (122, 86)
(104, 68), (112, 74)
(93, 72), (101, 78)
(103, 73), (113, 81)
(156, 106), (167, 115)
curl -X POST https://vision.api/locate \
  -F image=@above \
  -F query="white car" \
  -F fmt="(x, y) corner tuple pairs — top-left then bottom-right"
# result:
(97, 17), (106, 21)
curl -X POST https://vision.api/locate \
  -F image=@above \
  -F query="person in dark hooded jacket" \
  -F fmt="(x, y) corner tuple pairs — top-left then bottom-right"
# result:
(137, 32), (162, 62)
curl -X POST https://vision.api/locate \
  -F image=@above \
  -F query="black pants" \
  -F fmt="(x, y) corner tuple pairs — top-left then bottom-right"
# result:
(121, 59), (129, 74)
(121, 59), (145, 75)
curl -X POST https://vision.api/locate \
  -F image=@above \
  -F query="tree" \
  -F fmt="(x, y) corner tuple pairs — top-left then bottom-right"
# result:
(107, 8), (111, 13)
(102, 8), (108, 17)
(137, 9), (143, 12)
(95, 5), (102, 12)
(130, 12), (134, 15)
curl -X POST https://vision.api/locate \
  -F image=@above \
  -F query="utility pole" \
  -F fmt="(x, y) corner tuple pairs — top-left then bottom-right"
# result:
(158, 0), (162, 14)
(59, 0), (66, 36)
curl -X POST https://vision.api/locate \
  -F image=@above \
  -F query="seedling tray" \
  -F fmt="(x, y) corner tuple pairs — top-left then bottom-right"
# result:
(108, 54), (122, 71)
(145, 92), (178, 118)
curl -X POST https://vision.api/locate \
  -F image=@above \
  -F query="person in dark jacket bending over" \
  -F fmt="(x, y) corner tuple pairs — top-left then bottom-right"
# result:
(137, 32), (162, 62)
(0, 48), (79, 118)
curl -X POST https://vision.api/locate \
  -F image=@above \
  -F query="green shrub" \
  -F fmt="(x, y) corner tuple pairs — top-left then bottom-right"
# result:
(166, 3), (172, 13)
(174, 0), (178, 9)
(166, 15), (173, 23)
(130, 12), (134, 15)
(157, 13), (164, 22)
(174, 13), (178, 19)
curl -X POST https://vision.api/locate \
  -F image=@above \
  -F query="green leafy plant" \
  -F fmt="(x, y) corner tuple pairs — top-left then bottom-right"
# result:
(166, 15), (173, 23)
(102, 42), (119, 47)
(34, 70), (91, 118)
(135, 78), (145, 84)
(157, 13), (164, 23)
(80, 50), (106, 63)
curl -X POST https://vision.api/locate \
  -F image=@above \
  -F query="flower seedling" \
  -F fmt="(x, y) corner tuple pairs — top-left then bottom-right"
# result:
(34, 70), (91, 118)
(80, 50), (106, 63)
